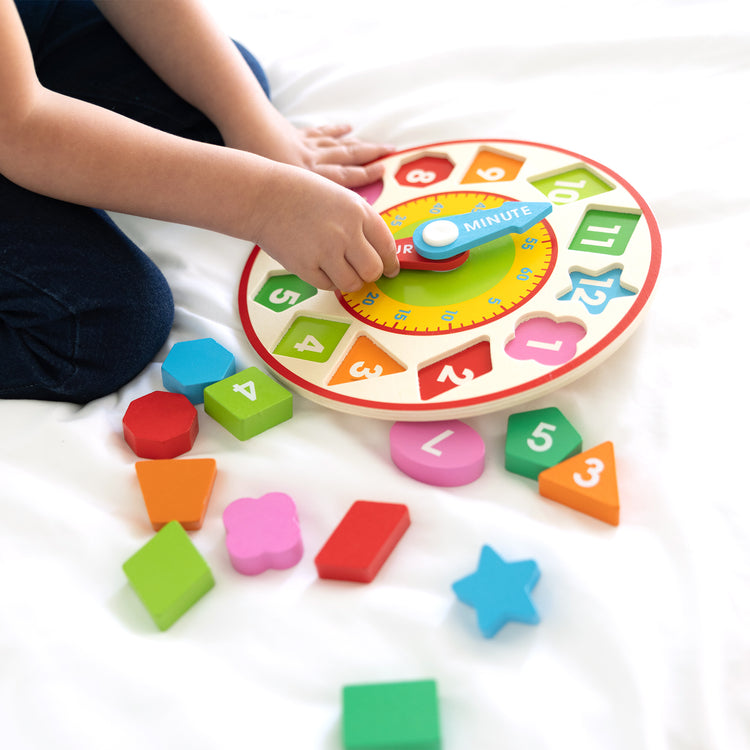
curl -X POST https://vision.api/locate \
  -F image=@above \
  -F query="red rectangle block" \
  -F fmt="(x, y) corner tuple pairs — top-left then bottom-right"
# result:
(314, 501), (410, 583)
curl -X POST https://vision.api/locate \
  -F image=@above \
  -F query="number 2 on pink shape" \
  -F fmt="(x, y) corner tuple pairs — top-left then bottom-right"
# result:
(389, 420), (485, 486)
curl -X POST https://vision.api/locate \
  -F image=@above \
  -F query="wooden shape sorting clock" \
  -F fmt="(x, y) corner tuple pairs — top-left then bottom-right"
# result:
(238, 139), (661, 420)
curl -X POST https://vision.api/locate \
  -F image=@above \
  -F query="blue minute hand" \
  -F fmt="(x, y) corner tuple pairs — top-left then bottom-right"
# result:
(413, 202), (553, 261)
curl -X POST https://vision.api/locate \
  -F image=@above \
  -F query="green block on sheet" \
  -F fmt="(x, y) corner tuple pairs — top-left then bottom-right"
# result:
(505, 407), (582, 480)
(203, 366), (292, 440)
(123, 520), (214, 631)
(342, 679), (441, 749)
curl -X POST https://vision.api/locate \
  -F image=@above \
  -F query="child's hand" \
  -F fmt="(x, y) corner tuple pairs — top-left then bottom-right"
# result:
(224, 118), (394, 189)
(249, 163), (399, 293)
(281, 123), (395, 189)
(224, 114), (400, 291)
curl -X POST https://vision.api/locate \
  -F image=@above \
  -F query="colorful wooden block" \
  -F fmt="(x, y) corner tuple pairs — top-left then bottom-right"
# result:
(161, 337), (235, 404)
(342, 679), (441, 750)
(122, 520), (215, 631)
(452, 545), (540, 638)
(135, 458), (217, 531)
(223, 493), (303, 575)
(538, 441), (620, 525)
(122, 390), (198, 459)
(505, 407), (582, 480)
(203, 366), (292, 440)
(390, 420), (485, 486)
(314, 501), (410, 583)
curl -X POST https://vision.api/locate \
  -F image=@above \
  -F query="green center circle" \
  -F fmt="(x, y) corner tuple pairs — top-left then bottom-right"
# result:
(377, 221), (516, 306)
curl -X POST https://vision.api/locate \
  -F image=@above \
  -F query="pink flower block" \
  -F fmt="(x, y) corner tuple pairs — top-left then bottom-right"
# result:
(223, 493), (303, 575)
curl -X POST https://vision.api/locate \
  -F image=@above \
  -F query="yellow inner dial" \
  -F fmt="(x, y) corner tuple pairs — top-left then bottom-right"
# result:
(341, 191), (556, 334)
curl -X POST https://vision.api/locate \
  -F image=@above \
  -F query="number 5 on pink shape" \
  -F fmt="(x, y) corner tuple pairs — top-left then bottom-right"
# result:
(223, 493), (304, 575)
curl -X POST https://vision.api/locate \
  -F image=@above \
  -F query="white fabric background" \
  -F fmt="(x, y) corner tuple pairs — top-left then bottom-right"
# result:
(2, 1), (748, 747)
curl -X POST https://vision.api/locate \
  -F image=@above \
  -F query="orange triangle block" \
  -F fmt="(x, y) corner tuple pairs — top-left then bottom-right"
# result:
(328, 335), (406, 386)
(538, 442), (619, 526)
(135, 458), (217, 531)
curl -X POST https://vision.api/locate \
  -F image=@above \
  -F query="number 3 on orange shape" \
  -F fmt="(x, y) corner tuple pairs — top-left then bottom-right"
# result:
(537, 441), (620, 525)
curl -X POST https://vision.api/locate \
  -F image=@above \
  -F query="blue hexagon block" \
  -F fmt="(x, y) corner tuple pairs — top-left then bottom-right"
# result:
(162, 338), (235, 404)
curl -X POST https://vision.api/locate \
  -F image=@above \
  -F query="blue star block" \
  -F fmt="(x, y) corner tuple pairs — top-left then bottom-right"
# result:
(452, 545), (540, 637)
(558, 267), (635, 315)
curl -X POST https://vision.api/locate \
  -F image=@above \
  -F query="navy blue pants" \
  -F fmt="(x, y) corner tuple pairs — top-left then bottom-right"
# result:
(1, 0), (269, 403)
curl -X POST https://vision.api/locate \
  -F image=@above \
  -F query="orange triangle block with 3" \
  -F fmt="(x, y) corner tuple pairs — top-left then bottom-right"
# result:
(328, 335), (406, 386)
(538, 442), (619, 526)
(135, 458), (217, 531)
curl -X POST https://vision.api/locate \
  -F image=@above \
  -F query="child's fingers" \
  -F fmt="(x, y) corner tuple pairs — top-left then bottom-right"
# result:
(324, 227), (398, 293)
(321, 253), (368, 294)
(305, 128), (395, 162)
(363, 211), (400, 279)
(345, 245), (386, 287)
(322, 140), (395, 167)
(317, 160), (385, 188)
(304, 123), (353, 140)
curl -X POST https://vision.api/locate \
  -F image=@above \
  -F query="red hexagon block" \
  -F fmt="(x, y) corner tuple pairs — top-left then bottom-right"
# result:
(123, 391), (199, 459)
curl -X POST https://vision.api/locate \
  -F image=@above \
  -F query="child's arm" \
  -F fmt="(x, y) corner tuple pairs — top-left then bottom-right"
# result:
(92, 0), (393, 188)
(0, 0), (398, 292)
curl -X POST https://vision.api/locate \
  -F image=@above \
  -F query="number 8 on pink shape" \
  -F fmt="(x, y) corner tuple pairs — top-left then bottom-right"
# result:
(389, 420), (485, 486)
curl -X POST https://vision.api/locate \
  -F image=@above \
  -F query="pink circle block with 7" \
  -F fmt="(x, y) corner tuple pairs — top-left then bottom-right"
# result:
(223, 493), (303, 575)
(390, 420), (485, 486)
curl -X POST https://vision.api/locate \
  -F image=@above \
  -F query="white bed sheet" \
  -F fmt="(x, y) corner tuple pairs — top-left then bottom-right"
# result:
(2, 1), (749, 747)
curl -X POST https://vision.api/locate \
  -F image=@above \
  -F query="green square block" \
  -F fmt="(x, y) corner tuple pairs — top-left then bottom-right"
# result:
(204, 366), (292, 440)
(343, 679), (441, 750)
(122, 521), (215, 631)
(505, 407), (582, 480)
(274, 316), (350, 363)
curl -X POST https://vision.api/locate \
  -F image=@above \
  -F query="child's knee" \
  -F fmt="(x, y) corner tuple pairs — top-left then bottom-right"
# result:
(72, 265), (175, 401)
(0, 259), (174, 404)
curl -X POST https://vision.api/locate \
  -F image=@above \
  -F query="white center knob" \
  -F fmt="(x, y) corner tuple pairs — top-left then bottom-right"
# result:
(422, 219), (459, 248)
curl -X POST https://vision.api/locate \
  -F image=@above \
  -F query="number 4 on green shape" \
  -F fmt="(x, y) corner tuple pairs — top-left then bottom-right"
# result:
(505, 407), (582, 480)
(274, 316), (350, 362)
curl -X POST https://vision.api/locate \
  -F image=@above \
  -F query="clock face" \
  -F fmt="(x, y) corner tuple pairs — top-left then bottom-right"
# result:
(340, 190), (556, 334)
(238, 139), (661, 420)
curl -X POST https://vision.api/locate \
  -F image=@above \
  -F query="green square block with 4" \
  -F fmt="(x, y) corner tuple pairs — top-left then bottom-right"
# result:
(204, 366), (292, 440)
